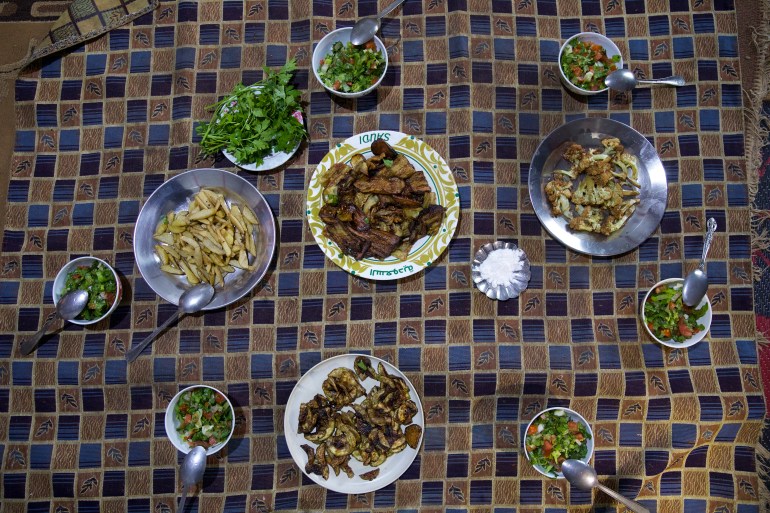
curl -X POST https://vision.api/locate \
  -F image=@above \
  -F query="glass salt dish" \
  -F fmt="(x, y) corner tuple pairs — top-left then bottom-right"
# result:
(471, 241), (532, 300)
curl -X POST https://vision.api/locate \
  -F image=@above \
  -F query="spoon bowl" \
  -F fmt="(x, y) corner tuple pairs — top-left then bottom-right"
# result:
(682, 217), (717, 307)
(178, 446), (207, 513)
(605, 68), (686, 91)
(125, 283), (215, 362)
(562, 459), (651, 513)
(20, 289), (90, 355)
(350, 0), (407, 45)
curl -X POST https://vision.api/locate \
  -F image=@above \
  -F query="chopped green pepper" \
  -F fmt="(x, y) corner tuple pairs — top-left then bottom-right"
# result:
(62, 262), (118, 321)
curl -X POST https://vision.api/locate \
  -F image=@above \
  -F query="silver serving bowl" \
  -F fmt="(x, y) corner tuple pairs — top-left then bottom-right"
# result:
(528, 117), (667, 256)
(134, 168), (276, 310)
(471, 241), (531, 300)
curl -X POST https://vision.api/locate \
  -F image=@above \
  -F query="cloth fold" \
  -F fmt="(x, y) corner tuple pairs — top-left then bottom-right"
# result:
(0, 0), (157, 77)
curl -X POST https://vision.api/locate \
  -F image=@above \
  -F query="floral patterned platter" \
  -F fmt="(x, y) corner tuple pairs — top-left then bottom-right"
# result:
(307, 131), (459, 280)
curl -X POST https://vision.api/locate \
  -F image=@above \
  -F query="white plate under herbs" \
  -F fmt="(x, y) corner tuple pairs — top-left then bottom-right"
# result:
(283, 354), (425, 494)
(219, 85), (304, 171)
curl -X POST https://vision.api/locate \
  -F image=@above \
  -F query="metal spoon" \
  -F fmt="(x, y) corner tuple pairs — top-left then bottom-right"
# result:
(605, 68), (685, 91)
(562, 459), (651, 513)
(20, 290), (89, 356)
(178, 446), (207, 513)
(682, 217), (717, 307)
(125, 283), (215, 362)
(350, 0), (407, 46)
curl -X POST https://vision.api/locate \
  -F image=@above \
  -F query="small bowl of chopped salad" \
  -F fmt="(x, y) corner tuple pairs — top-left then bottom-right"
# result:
(165, 385), (235, 456)
(642, 277), (712, 349)
(53, 256), (121, 326)
(523, 407), (594, 479)
(312, 27), (388, 99)
(558, 32), (622, 95)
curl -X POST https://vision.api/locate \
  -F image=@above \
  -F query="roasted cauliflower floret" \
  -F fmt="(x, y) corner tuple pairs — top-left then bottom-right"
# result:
(601, 137), (624, 154)
(545, 177), (573, 218)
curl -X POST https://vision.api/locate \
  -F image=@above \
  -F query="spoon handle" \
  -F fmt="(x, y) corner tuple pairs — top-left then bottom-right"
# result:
(378, 0), (407, 19)
(178, 485), (189, 512)
(125, 310), (182, 362)
(595, 483), (651, 513)
(699, 217), (717, 270)
(20, 312), (61, 356)
(637, 75), (685, 86)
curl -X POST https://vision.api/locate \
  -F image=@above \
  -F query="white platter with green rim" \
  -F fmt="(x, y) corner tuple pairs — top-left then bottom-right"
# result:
(307, 131), (460, 280)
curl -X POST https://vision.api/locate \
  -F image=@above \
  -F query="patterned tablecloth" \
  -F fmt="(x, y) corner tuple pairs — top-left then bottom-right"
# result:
(0, 0), (765, 511)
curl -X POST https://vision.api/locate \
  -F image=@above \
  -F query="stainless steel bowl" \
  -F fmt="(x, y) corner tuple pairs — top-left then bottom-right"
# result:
(528, 117), (667, 256)
(134, 168), (276, 310)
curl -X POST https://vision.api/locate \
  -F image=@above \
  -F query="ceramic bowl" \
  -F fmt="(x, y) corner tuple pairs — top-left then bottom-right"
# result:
(558, 32), (622, 95)
(641, 277), (712, 349)
(164, 385), (235, 456)
(52, 256), (122, 326)
(523, 407), (594, 479)
(312, 27), (388, 99)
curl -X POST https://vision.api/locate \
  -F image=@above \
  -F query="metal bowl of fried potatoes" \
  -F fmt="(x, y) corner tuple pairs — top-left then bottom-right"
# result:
(134, 168), (276, 309)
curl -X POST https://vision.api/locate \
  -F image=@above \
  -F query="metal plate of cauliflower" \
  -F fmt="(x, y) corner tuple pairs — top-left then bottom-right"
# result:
(284, 354), (424, 494)
(529, 118), (667, 256)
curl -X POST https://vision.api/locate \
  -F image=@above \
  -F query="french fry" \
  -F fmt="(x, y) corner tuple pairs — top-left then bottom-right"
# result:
(155, 245), (169, 265)
(179, 260), (200, 284)
(243, 206), (258, 225)
(189, 208), (215, 221)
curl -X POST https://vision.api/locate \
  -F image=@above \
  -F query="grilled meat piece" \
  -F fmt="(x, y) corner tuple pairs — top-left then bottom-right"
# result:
(390, 195), (423, 208)
(352, 227), (403, 259)
(406, 172), (432, 194)
(324, 222), (370, 259)
(409, 204), (446, 243)
(354, 176), (405, 195)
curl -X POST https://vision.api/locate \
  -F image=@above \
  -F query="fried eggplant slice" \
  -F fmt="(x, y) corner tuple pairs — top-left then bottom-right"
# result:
(405, 424), (423, 449)
(371, 139), (398, 160)
(360, 469), (380, 481)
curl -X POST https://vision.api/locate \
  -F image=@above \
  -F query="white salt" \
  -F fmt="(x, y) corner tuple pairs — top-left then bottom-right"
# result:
(478, 247), (524, 288)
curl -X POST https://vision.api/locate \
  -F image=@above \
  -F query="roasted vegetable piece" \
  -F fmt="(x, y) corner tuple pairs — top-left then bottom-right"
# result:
(298, 360), (422, 481)
(404, 424), (423, 449)
(360, 468), (380, 481)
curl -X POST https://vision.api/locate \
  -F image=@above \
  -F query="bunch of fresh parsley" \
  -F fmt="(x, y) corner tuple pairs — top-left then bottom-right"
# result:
(196, 59), (306, 166)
